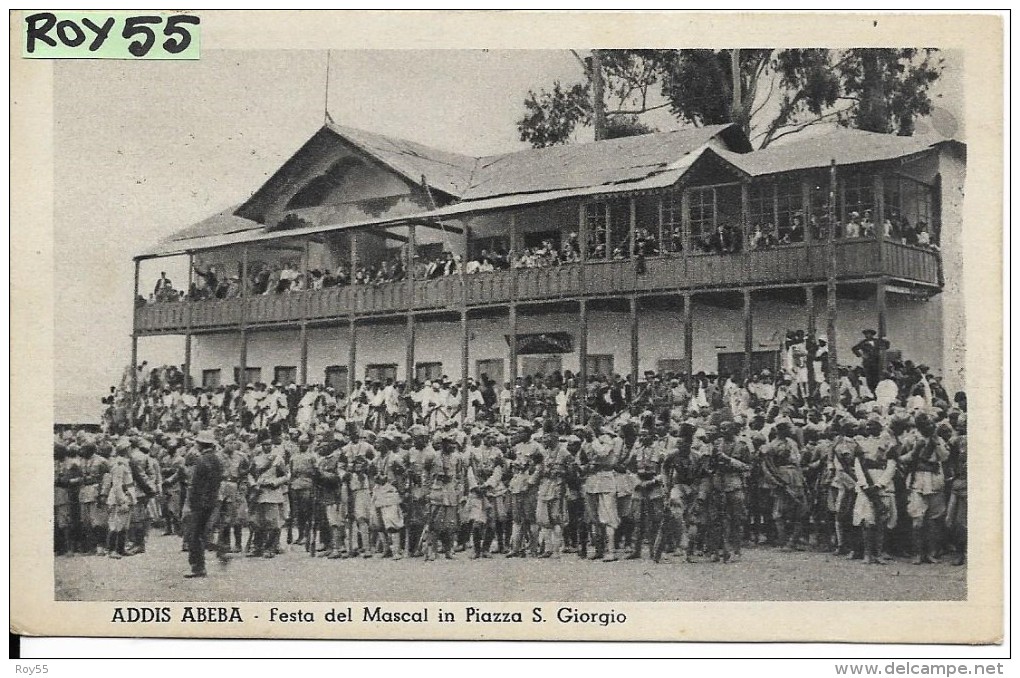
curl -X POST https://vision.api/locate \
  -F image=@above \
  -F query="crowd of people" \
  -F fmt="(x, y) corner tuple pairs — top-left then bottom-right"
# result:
(61, 336), (966, 580)
(142, 207), (940, 307)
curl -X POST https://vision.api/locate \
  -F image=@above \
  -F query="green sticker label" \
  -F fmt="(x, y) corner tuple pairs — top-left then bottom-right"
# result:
(23, 12), (200, 59)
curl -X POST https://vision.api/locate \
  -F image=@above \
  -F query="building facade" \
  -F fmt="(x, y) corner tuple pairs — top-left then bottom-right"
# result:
(132, 121), (966, 403)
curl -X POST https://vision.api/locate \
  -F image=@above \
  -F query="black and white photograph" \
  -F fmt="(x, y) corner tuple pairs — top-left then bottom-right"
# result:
(11, 10), (1003, 645)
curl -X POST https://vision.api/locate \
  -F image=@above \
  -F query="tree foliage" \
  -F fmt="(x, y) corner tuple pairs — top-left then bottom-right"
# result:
(516, 48), (944, 149)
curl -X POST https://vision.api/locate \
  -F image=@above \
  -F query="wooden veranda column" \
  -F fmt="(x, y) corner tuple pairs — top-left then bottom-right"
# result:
(405, 314), (415, 385)
(825, 160), (839, 404)
(740, 180), (751, 251)
(630, 295), (639, 401)
(299, 241), (309, 385)
(876, 278), (888, 376)
(805, 285), (817, 396)
(578, 299), (588, 423)
(683, 293), (693, 379)
(743, 289), (753, 378)
(461, 309), (470, 414)
(348, 317), (357, 396)
(129, 258), (140, 421)
(183, 252), (194, 389)
(509, 304), (518, 388)
(239, 247), (249, 386)
(628, 196), (637, 258)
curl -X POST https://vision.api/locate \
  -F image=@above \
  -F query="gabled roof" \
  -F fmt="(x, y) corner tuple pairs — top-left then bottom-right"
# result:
(325, 121), (478, 197)
(464, 123), (742, 200)
(145, 122), (963, 259)
(715, 127), (950, 177)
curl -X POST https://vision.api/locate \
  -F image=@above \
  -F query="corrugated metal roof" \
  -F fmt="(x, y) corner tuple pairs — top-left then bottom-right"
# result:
(160, 205), (262, 241)
(325, 122), (478, 197)
(140, 146), (713, 258)
(145, 123), (961, 259)
(464, 124), (733, 200)
(716, 128), (945, 177)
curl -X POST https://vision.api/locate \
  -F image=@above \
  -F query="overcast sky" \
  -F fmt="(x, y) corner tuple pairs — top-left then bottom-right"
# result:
(53, 49), (962, 422)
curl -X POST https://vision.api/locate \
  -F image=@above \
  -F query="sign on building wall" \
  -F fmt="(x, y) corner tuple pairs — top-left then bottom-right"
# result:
(505, 332), (573, 355)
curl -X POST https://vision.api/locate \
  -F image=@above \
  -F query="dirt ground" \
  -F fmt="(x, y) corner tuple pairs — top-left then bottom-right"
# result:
(55, 532), (966, 602)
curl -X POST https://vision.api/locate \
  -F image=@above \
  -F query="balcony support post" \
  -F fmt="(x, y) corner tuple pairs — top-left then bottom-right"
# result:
(630, 295), (639, 402)
(578, 299), (587, 424)
(805, 285), (817, 398)
(740, 180), (751, 251)
(683, 293), (693, 380)
(509, 303), (518, 393)
(405, 314), (415, 385)
(183, 252), (194, 390)
(130, 258), (140, 413)
(629, 196), (637, 258)
(299, 241), (309, 385)
(461, 309), (469, 414)
(801, 176), (812, 244)
(743, 288), (753, 379)
(681, 188), (691, 255)
(239, 247), (249, 386)
(408, 223), (417, 307)
(350, 231), (359, 276)
(876, 277), (888, 376)
(348, 317), (357, 396)
(874, 174), (886, 269)
(826, 160), (839, 405)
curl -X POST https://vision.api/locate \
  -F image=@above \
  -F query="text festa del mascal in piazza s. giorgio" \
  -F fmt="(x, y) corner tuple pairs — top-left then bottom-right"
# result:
(111, 605), (628, 626)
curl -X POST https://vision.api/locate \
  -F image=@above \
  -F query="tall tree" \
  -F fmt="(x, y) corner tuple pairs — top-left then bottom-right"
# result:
(517, 48), (943, 149)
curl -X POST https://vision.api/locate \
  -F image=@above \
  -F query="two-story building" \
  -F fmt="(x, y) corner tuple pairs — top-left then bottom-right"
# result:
(132, 120), (966, 406)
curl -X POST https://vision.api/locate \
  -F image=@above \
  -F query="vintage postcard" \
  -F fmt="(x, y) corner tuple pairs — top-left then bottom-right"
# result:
(10, 11), (1004, 642)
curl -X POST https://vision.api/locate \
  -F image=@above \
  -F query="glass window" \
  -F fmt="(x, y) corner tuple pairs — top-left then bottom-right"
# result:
(415, 362), (443, 383)
(201, 369), (221, 388)
(688, 187), (715, 251)
(660, 191), (683, 253)
(776, 177), (804, 243)
(841, 173), (875, 238)
(585, 202), (608, 260)
(585, 354), (615, 378)
(273, 366), (297, 386)
(324, 365), (348, 391)
(365, 363), (397, 384)
(656, 358), (684, 375)
(233, 367), (261, 386)
(634, 195), (660, 256)
(608, 200), (630, 259)
(807, 173), (834, 240)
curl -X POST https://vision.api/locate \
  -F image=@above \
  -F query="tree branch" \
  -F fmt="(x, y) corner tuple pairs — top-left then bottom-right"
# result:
(754, 105), (853, 146)
(606, 102), (671, 115)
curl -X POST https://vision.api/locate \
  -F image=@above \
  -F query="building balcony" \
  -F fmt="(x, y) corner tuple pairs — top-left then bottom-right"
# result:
(133, 239), (941, 335)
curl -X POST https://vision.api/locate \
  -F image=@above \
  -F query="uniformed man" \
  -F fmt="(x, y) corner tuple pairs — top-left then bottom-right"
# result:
(535, 428), (570, 558)
(105, 437), (136, 559)
(626, 424), (665, 560)
(127, 437), (158, 555)
(402, 425), (436, 557)
(424, 431), (465, 560)
(316, 439), (351, 558)
(851, 417), (897, 564)
(186, 430), (225, 578)
(54, 442), (77, 556)
(898, 412), (950, 564)
(77, 442), (110, 555)
(945, 414), (967, 566)
(289, 434), (317, 545)
(247, 437), (290, 558)
(704, 421), (752, 562)
(584, 418), (623, 562)
(217, 438), (251, 554)
(761, 418), (807, 551)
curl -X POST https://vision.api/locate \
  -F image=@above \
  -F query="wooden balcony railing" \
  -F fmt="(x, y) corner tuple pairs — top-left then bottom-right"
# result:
(135, 239), (942, 334)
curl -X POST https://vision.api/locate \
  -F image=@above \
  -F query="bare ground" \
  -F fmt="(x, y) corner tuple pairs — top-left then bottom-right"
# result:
(54, 532), (966, 602)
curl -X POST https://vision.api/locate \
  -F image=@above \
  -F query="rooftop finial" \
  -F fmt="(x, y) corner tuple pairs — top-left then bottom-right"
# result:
(323, 50), (332, 126)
